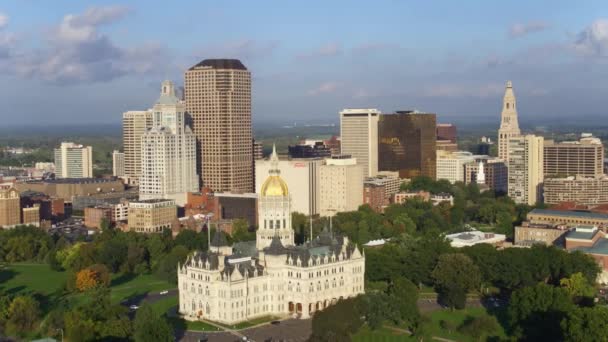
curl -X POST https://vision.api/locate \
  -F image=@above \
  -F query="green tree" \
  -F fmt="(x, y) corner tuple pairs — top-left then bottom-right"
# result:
(560, 272), (595, 302)
(431, 253), (481, 309)
(390, 277), (420, 327)
(156, 245), (189, 283)
(5, 296), (40, 337)
(311, 297), (364, 342)
(508, 283), (573, 341)
(561, 306), (608, 342)
(231, 219), (255, 242)
(133, 303), (173, 342)
(458, 315), (500, 341)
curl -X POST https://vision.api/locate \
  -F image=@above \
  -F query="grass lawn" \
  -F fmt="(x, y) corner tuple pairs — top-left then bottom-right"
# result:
(353, 325), (414, 342)
(0, 263), (67, 296)
(1, 263), (175, 308)
(425, 306), (507, 341)
(231, 315), (279, 330)
(150, 295), (178, 316)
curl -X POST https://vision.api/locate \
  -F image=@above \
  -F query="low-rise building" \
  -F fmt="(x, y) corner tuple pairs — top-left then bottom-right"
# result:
(446, 230), (506, 248)
(393, 191), (453, 206)
(464, 157), (508, 193)
(72, 188), (138, 211)
(84, 206), (113, 228)
(544, 175), (608, 206)
(363, 181), (386, 213)
(113, 201), (129, 222)
(22, 205), (40, 227)
(527, 208), (608, 227)
(564, 227), (608, 283)
(16, 178), (125, 202)
(128, 199), (177, 233)
(514, 222), (570, 246)
(436, 151), (475, 183)
(0, 185), (21, 228)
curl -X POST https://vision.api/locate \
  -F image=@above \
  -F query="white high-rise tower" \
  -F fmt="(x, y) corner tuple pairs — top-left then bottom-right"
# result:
(498, 81), (521, 163)
(139, 80), (199, 206)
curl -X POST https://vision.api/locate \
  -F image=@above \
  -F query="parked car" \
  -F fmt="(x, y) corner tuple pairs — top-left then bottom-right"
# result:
(129, 305), (139, 310)
(160, 290), (169, 295)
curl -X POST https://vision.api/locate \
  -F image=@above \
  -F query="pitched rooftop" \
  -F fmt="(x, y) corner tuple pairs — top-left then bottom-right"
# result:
(189, 59), (247, 71)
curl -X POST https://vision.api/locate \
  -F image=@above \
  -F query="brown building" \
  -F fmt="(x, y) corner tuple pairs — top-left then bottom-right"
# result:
(544, 135), (604, 178)
(0, 186), (20, 227)
(215, 192), (258, 229)
(84, 206), (114, 229)
(128, 199), (177, 233)
(394, 191), (431, 204)
(464, 158), (508, 193)
(436, 123), (457, 143)
(253, 140), (264, 160)
(22, 205), (40, 227)
(564, 228), (608, 279)
(184, 188), (219, 217)
(363, 182), (386, 213)
(514, 222), (569, 246)
(378, 111), (436, 179)
(185, 59), (253, 193)
(324, 135), (341, 156)
(527, 208), (608, 227)
(15, 178), (124, 202)
(436, 140), (458, 152)
(543, 175), (608, 206)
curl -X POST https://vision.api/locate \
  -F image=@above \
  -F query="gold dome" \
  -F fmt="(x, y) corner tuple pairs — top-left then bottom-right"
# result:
(261, 175), (289, 197)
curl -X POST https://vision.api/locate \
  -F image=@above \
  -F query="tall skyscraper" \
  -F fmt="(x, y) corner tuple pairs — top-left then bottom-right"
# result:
(122, 110), (153, 185)
(544, 134), (604, 178)
(112, 150), (125, 178)
(340, 108), (380, 178)
(378, 111), (437, 179)
(508, 135), (544, 205)
(185, 59), (253, 193)
(54, 142), (93, 178)
(498, 81), (521, 162)
(139, 81), (199, 206)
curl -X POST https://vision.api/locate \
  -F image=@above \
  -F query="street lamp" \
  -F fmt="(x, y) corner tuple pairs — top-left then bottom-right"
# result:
(56, 328), (64, 342)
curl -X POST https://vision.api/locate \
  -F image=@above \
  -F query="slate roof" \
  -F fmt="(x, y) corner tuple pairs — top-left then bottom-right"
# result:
(265, 235), (286, 255)
(189, 59), (247, 71)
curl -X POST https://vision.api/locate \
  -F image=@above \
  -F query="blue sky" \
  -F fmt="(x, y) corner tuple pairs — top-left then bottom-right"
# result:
(1, 0), (608, 126)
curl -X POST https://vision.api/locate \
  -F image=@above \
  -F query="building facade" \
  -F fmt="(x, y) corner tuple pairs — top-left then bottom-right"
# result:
(436, 123), (457, 143)
(128, 199), (177, 233)
(339, 108), (380, 178)
(139, 81), (199, 206)
(527, 208), (608, 227)
(16, 178), (124, 202)
(0, 186), (20, 227)
(54, 142), (93, 178)
(122, 110), (153, 185)
(497, 81), (521, 163)
(288, 141), (331, 159)
(178, 161), (365, 324)
(112, 150), (125, 178)
(464, 157), (508, 193)
(84, 206), (113, 229)
(436, 151), (476, 184)
(21, 205), (40, 227)
(543, 176), (608, 206)
(256, 157), (323, 216)
(319, 156), (364, 216)
(544, 134), (604, 178)
(363, 182), (386, 213)
(253, 140), (264, 160)
(514, 222), (569, 246)
(378, 111), (436, 179)
(508, 135), (544, 205)
(185, 59), (253, 193)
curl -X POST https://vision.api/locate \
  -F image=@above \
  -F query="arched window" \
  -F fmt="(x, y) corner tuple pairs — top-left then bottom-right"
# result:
(206, 286), (210, 296)
(198, 285), (202, 294)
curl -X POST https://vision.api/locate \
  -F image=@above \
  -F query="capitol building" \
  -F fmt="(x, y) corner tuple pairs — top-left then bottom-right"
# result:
(178, 146), (366, 324)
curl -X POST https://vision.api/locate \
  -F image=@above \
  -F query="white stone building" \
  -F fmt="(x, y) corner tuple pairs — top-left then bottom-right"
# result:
(497, 81), (521, 164)
(319, 155), (364, 216)
(436, 151), (476, 183)
(178, 149), (366, 324)
(54, 142), (93, 178)
(139, 81), (199, 206)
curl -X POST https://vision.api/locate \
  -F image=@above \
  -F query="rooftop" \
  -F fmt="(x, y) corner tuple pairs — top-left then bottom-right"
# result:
(529, 209), (608, 220)
(566, 229), (598, 241)
(130, 199), (175, 204)
(446, 230), (506, 247)
(22, 178), (121, 184)
(573, 238), (608, 256)
(188, 59), (247, 71)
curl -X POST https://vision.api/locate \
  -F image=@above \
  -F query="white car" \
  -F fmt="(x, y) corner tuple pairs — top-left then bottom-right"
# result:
(129, 305), (139, 310)
(160, 290), (169, 295)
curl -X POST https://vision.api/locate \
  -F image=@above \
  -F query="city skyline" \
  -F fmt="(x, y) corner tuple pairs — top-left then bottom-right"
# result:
(1, 1), (608, 125)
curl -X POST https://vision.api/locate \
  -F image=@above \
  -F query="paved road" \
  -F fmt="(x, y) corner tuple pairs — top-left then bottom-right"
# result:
(180, 319), (311, 342)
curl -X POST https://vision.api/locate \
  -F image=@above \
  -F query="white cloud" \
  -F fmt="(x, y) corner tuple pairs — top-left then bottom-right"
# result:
(509, 21), (549, 38)
(297, 43), (342, 59)
(421, 83), (504, 98)
(574, 19), (608, 57)
(0, 13), (9, 29)
(1, 5), (169, 84)
(307, 82), (340, 96)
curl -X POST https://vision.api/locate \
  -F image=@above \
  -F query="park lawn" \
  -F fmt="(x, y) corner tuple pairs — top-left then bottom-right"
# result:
(353, 325), (415, 342)
(0, 263), (67, 296)
(425, 306), (507, 341)
(108, 273), (175, 303)
(181, 319), (224, 332)
(231, 315), (279, 330)
(150, 295), (178, 316)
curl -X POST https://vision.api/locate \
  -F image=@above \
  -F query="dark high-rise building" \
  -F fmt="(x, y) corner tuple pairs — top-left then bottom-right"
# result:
(436, 123), (457, 143)
(378, 111), (437, 179)
(288, 141), (331, 159)
(185, 59), (253, 193)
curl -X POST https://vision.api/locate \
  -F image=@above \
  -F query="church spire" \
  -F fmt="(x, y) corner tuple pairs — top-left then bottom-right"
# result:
(498, 80), (521, 162)
(269, 143), (280, 176)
